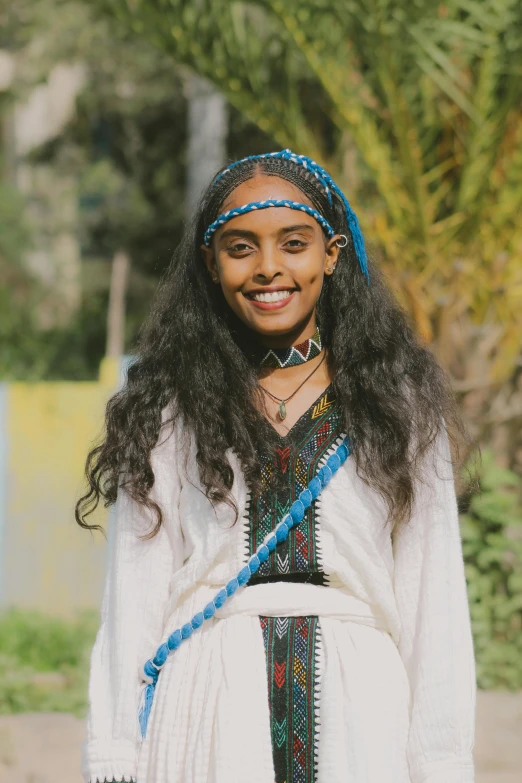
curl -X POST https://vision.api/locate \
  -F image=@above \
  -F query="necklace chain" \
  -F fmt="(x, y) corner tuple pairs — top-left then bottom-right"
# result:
(259, 352), (326, 421)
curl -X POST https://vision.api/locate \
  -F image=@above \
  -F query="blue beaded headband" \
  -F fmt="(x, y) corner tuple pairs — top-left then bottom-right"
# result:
(204, 199), (336, 245)
(205, 148), (370, 285)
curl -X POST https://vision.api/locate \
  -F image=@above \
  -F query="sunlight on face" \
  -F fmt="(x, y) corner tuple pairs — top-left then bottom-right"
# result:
(201, 175), (340, 342)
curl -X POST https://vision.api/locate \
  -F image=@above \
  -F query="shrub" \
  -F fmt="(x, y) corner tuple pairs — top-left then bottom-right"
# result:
(461, 449), (522, 689)
(0, 608), (98, 715)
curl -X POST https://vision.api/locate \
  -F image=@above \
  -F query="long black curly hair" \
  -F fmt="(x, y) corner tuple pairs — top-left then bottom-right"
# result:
(76, 153), (472, 540)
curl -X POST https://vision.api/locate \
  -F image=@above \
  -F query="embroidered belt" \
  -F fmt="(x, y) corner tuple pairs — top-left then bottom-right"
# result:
(212, 581), (390, 631)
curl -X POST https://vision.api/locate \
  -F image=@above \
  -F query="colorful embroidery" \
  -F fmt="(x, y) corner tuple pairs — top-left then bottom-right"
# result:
(260, 616), (321, 783)
(311, 395), (334, 419)
(246, 386), (341, 782)
(247, 385), (341, 584)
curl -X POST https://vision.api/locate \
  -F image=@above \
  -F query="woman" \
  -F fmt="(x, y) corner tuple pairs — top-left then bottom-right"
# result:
(78, 149), (476, 783)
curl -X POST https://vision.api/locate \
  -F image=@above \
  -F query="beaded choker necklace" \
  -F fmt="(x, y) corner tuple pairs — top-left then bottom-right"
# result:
(260, 327), (322, 369)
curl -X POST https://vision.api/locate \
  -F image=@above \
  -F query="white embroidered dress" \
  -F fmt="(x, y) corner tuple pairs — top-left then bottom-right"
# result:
(82, 403), (476, 783)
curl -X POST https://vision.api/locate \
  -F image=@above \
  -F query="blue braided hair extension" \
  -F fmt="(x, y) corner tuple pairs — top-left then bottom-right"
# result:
(208, 149), (370, 285)
(137, 436), (351, 740)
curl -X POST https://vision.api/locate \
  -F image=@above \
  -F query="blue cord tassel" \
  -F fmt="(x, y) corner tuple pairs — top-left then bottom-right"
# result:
(138, 681), (156, 739)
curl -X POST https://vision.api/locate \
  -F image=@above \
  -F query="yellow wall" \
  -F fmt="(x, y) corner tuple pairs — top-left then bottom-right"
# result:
(1, 358), (122, 617)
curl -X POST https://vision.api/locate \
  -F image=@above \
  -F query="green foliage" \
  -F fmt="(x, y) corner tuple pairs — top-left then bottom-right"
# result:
(461, 449), (522, 689)
(1, 1), (189, 379)
(0, 281), (109, 381)
(94, 0), (522, 380)
(0, 608), (99, 715)
(1, 0), (273, 380)
(0, 172), (57, 379)
(0, 182), (30, 265)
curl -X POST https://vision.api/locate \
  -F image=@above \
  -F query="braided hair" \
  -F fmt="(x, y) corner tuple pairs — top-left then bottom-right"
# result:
(76, 154), (469, 540)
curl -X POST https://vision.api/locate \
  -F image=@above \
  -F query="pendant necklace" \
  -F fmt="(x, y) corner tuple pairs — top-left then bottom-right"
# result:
(259, 352), (326, 421)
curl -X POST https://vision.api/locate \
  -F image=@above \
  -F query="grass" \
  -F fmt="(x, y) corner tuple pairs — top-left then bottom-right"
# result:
(0, 607), (99, 715)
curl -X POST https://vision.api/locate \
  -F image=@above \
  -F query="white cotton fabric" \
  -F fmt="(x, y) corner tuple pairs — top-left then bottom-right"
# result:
(81, 414), (476, 783)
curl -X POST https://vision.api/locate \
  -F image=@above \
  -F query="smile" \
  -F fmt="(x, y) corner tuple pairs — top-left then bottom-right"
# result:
(250, 290), (293, 303)
(244, 288), (297, 311)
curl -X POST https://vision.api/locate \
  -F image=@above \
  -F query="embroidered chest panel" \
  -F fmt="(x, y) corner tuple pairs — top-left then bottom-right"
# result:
(246, 385), (342, 584)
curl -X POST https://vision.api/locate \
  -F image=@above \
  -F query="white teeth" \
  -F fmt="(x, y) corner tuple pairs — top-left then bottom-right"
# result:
(251, 290), (293, 303)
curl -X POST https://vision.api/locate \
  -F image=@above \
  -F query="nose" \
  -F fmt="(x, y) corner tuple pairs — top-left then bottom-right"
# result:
(252, 243), (282, 282)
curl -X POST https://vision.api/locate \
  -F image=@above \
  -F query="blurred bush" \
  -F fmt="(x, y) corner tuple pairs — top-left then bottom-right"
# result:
(0, 608), (98, 715)
(461, 450), (522, 689)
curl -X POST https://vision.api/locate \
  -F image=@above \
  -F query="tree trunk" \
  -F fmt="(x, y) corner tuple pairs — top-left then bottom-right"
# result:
(184, 73), (227, 222)
(105, 249), (129, 358)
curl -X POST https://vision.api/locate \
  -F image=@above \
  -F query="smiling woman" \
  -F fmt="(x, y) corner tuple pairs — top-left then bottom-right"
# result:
(77, 150), (476, 783)
(199, 174), (343, 433)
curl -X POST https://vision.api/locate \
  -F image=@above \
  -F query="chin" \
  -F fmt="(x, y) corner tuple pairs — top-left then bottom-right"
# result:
(249, 318), (306, 338)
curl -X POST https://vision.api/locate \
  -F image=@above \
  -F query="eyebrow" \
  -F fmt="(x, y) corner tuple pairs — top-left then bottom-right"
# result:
(217, 224), (315, 242)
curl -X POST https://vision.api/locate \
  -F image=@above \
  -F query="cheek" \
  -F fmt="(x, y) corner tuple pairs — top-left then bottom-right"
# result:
(216, 248), (326, 295)
(294, 256), (326, 291)
(215, 261), (249, 315)
(218, 265), (246, 297)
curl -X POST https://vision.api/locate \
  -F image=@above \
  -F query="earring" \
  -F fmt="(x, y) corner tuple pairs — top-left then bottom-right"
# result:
(211, 275), (219, 283)
(335, 235), (348, 248)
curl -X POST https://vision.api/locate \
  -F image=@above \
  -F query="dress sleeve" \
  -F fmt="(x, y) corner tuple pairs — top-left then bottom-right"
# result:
(391, 421), (476, 783)
(81, 418), (185, 783)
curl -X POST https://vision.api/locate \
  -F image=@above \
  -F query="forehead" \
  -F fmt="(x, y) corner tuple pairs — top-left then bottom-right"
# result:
(215, 174), (320, 239)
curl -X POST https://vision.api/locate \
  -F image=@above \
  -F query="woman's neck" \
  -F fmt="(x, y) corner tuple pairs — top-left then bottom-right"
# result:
(255, 317), (318, 351)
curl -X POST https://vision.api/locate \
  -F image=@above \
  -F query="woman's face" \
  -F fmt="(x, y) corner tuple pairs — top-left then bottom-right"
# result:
(201, 174), (341, 342)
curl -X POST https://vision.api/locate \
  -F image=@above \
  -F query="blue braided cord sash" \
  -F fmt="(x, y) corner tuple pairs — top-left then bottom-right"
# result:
(203, 199), (335, 248)
(208, 148), (370, 285)
(137, 436), (351, 740)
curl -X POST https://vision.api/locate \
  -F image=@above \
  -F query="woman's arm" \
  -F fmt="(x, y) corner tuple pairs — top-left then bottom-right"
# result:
(81, 417), (185, 783)
(392, 421), (476, 783)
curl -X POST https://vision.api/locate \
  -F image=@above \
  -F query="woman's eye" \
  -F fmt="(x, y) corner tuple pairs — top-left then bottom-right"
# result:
(285, 239), (307, 248)
(227, 242), (252, 252)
